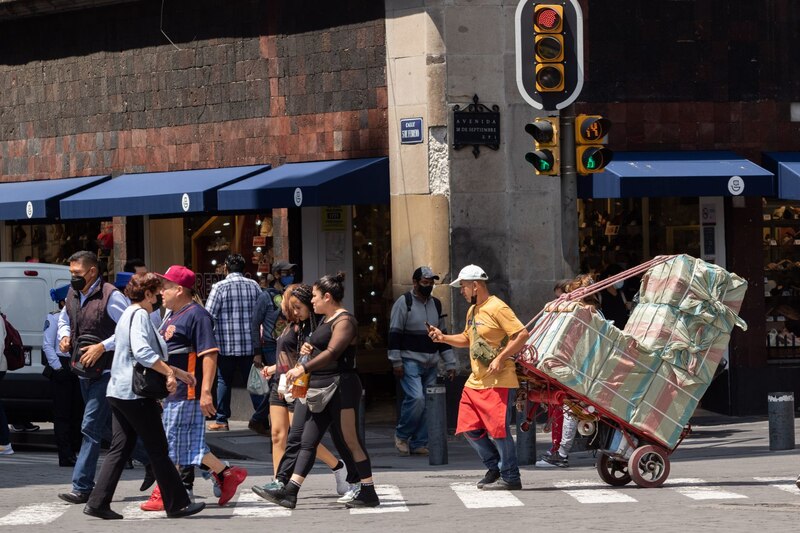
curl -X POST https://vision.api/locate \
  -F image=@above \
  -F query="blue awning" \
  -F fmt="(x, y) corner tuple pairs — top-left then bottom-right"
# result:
(0, 175), (110, 221)
(59, 165), (270, 219)
(217, 158), (389, 210)
(763, 152), (800, 200)
(579, 151), (774, 198)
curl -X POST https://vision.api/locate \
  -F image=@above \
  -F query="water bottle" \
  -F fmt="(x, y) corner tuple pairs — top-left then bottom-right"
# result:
(292, 354), (310, 399)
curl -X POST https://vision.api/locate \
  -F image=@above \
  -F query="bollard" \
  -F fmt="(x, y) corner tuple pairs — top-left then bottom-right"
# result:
(358, 389), (366, 445)
(426, 385), (448, 465)
(768, 392), (795, 451)
(515, 399), (536, 465)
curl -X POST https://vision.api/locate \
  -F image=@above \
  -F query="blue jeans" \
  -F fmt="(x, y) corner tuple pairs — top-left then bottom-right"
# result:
(215, 355), (267, 425)
(463, 388), (520, 484)
(73, 374), (149, 493)
(395, 360), (437, 449)
(0, 372), (9, 445)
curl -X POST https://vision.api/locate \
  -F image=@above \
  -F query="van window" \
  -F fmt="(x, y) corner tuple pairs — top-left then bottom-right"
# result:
(0, 278), (49, 339)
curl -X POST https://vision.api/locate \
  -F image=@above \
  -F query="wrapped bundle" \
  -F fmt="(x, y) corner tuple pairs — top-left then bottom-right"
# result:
(586, 335), (659, 422)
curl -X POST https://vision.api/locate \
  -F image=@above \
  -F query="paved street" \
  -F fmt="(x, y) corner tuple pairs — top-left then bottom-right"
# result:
(1, 414), (798, 532)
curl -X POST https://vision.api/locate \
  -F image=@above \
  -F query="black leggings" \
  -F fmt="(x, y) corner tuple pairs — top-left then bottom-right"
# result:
(291, 372), (372, 481)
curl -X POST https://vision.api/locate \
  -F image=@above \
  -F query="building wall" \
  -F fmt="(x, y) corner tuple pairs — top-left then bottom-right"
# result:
(0, 0), (388, 181)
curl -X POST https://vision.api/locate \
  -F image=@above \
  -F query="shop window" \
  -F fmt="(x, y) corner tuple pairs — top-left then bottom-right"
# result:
(763, 198), (800, 361)
(351, 204), (392, 372)
(578, 197), (700, 273)
(183, 213), (273, 300)
(10, 220), (109, 270)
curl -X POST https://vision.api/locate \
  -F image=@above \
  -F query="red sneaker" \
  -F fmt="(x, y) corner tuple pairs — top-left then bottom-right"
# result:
(140, 486), (164, 511)
(217, 466), (248, 506)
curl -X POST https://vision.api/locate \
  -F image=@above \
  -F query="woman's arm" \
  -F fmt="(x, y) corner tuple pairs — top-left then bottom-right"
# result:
(301, 315), (356, 374)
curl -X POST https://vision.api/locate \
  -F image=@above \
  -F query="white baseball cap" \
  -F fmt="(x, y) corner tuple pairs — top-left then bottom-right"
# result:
(449, 264), (489, 287)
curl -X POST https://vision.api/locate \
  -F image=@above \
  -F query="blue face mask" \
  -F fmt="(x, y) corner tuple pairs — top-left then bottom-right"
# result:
(280, 275), (294, 286)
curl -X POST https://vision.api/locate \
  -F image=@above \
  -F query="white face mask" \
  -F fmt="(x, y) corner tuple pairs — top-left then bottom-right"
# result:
(613, 281), (625, 290)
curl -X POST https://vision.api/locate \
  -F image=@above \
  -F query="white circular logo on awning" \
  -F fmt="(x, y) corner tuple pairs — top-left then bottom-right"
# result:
(294, 188), (303, 207)
(181, 193), (191, 212)
(25, 201), (33, 219)
(728, 176), (744, 195)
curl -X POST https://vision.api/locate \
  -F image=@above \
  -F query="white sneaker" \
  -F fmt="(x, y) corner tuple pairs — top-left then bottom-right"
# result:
(534, 458), (557, 468)
(337, 483), (360, 503)
(333, 463), (349, 495)
(0, 444), (14, 456)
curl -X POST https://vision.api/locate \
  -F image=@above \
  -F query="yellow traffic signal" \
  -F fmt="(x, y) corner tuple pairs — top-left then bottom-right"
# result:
(575, 114), (612, 174)
(533, 4), (564, 93)
(524, 117), (560, 175)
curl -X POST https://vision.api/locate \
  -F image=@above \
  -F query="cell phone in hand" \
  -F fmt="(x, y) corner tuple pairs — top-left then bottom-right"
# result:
(425, 321), (432, 331)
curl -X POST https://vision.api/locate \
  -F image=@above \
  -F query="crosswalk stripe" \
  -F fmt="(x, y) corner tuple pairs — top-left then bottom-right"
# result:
(553, 480), (637, 504)
(667, 478), (747, 500)
(122, 499), (164, 520)
(233, 492), (292, 517)
(753, 477), (800, 495)
(349, 485), (408, 514)
(449, 482), (524, 508)
(1, 502), (71, 525)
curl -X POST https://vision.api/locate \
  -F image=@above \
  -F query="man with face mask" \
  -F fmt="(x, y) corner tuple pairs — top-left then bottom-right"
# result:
(388, 266), (456, 456)
(428, 264), (529, 490)
(55, 251), (134, 504)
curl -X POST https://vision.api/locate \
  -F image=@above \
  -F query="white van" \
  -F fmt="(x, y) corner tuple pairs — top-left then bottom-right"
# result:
(0, 262), (71, 422)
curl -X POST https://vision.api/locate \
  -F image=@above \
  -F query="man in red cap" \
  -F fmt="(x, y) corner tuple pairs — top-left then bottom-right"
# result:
(139, 265), (247, 511)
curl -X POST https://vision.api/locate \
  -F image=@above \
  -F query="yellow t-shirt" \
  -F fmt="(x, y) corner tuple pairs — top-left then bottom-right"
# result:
(462, 295), (525, 390)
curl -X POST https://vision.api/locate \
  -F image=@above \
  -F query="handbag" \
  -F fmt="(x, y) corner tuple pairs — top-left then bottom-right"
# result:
(129, 309), (169, 399)
(469, 306), (507, 367)
(246, 364), (270, 396)
(306, 376), (340, 413)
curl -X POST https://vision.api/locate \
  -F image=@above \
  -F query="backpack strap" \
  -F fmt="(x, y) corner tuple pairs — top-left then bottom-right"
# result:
(406, 291), (445, 318)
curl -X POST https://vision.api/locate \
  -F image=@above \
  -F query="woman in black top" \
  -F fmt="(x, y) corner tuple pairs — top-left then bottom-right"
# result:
(258, 273), (380, 509)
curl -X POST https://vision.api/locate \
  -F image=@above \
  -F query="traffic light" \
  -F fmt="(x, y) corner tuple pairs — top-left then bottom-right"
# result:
(515, 0), (584, 111)
(575, 114), (612, 174)
(524, 117), (559, 175)
(533, 4), (564, 93)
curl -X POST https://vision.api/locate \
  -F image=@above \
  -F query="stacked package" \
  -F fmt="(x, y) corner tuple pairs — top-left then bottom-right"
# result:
(527, 255), (747, 449)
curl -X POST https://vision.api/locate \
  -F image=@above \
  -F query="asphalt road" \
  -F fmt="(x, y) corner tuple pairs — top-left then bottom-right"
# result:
(1, 416), (798, 533)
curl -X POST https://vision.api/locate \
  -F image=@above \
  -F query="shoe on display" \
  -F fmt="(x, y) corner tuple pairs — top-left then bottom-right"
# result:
(394, 436), (410, 456)
(10, 423), (40, 432)
(344, 484), (380, 508)
(476, 469), (500, 489)
(217, 466), (248, 506)
(337, 483), (360, 503)
(140, 486), (164, 511)
(484, 479), (523, 491)
(333, 463), (349, 495)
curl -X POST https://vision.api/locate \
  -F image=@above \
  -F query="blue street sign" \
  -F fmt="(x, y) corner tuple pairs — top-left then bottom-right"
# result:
(400, 118), (424, 144)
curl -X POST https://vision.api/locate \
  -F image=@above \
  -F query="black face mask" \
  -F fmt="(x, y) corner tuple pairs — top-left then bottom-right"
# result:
(470, 294), (478, 305)
(153, 295), (163, 312)
(418, 285), (434, 298)
(70, 275), (87, 291)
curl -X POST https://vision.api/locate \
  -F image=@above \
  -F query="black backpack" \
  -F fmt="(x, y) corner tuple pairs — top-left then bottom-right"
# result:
(404, 291), (445, 319)
(2, 313), (25, 371)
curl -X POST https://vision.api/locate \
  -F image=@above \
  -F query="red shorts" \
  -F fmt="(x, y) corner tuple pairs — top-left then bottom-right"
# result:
(456, 387), (510, 439)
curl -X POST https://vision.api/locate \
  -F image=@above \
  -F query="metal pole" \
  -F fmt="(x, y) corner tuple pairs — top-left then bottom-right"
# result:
(515, 399), (536, 465)
(426, 385), (448, 465)
(767, 392), (795, 451)
(560, 103), (579, 275)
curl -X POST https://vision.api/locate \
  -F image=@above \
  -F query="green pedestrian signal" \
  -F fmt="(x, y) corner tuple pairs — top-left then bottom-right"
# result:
(575, 114), (612, 174)
(524, 117), (559, 176)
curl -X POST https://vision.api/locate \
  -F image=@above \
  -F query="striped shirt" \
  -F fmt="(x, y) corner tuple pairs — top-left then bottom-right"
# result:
(205, 272), (262, 356)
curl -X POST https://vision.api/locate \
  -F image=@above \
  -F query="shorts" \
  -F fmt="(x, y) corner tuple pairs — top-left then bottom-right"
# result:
(162, 399), (209, 466)
(269, 384), (296, 412)
(338, 372), (363, 410)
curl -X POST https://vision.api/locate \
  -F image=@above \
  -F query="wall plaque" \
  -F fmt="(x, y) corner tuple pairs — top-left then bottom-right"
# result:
(453, 94), (500, 158)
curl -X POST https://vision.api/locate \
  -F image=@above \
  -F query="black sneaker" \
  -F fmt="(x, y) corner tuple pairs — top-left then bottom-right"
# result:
(10, 423), (40, 432)
(252, 485), (297, 509)
(476, 469), (501, 489)
(542, 454), (569, 468)
(345, 484), (380, 508)
(484, 479), (522, 491)
(796, 475), (800, 490)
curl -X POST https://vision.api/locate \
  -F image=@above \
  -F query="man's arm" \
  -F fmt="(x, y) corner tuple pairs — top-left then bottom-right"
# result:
(42, 317), (61, 369)
(251, 293), (268, 355)
(486, 327), (530, 375)
(57, 305), (71, 353)
(204, 284), (221, 325)
(200, 350), (219, 417)
(386, 297), (406, 371)
(436, 312), (457, 371)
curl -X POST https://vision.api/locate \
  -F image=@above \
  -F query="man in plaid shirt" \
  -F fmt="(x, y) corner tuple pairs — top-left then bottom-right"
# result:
(205, 254), (264, 432)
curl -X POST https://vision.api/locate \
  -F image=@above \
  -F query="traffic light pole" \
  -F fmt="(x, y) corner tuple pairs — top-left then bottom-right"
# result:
(560, 103), (579, 275)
